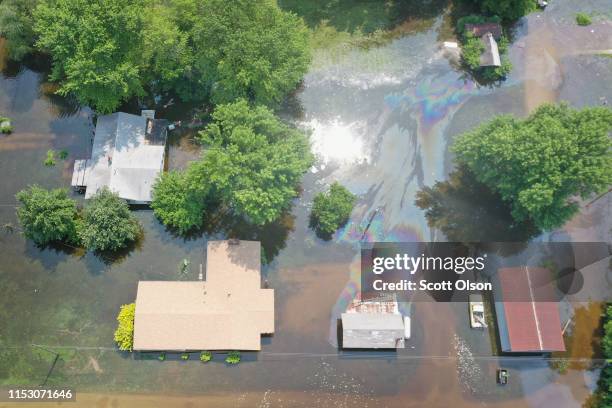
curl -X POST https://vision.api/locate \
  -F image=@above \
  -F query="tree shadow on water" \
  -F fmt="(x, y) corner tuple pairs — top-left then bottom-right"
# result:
(415, 165), (539, 250)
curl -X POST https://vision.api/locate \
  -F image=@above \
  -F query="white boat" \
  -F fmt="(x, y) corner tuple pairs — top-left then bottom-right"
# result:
(469, 294), (487, 328)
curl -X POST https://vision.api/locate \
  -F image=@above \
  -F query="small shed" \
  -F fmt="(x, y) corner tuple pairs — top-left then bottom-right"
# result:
(341, 294), (407, 349)
(342, 313), (406, 349)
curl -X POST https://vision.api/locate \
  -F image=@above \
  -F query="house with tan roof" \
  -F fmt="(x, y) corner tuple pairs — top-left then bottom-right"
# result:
(133, 240), (274, 351)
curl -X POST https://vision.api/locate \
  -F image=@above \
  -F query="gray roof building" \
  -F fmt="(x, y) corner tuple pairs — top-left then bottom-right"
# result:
(71, 111), (168, 203)
(341, 313), (406, 349)
(480, 33), (502, 67)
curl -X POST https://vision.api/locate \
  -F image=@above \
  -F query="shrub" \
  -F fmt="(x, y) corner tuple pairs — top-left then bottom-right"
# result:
(79, 188), (141, 252)
(181, 353), (189, 361)
(16, 185), (79, 246)
(0, 118), (12, 134)
(462, 36), (485, 70)
(225, 351), (240, 364)
(200, 351), (212, 363)
(113, 303), (135, 352)
(158, 352), (166, 361)
(576, 13), (592, 26)
(310, 182), (356, 240)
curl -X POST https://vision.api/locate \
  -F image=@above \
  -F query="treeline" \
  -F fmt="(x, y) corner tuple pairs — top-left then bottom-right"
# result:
(0, 0), (311, 112)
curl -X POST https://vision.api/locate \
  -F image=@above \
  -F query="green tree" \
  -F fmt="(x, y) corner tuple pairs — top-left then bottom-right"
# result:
(0, 0), (38, 60)
(15, 185), (79, 246)
(151, 169), (208, 235)
(34, 0), (145, 112)
(196, 100), (313, 225)
(191, 0), (311, 106)
(453, 104), (612, 230)
(113, 303), (135, 352)
(310, 182), (356, 239)
(78, 188), (141, 252)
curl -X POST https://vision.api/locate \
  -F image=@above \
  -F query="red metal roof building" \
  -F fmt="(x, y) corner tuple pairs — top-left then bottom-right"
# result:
(494, 267), (565, 353)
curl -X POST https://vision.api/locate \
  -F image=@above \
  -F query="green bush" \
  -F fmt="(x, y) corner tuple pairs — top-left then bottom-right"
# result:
(225, 351), (241, 364)
(576, 13), (592, 26)
(16, 185), (79, 246)
(200, 351), (212, 363)
(181, 353), (189, 361)
(158, 352), (166, 361)
(78, 188), (141, 252)
(310, 182), (356, 240)
(113, 303), (135, 352)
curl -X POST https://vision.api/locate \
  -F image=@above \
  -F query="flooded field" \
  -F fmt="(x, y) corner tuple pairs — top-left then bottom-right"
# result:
(0, 0), (611, 406)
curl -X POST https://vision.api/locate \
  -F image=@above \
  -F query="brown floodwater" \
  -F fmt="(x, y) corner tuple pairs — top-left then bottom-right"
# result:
(1, 0), (611, 406)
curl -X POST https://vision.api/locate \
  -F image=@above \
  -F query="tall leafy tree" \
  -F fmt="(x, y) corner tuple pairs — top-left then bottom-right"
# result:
(196, 100), (313, 225)
(192, 0), (311, 106)
(453, 104), (612, 230)
(15, 185), (79, 246)
(141, 4), (193, 95)
(0, 0), (38, 60)
(78, 188), (141, 251)
(34, 0), (145, 112)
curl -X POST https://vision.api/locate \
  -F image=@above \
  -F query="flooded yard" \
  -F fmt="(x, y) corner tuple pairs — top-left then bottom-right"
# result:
(0, 0), (611, 406)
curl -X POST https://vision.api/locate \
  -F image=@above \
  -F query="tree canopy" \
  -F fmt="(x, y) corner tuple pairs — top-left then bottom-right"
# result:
(15, 185), (79, 246)
(24, 0), (310, 111)
(310, 182), (356, 239)
(197, 100), (314, 225)
(151, 169), (208, 235)
(465, 0), (536, 21)
(78, 188), (141, 252)
(152, 100), (313, 230)
(452, 104), (612, 230)
(191, 0), (311, 106)
(34, 0), (145, 113)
